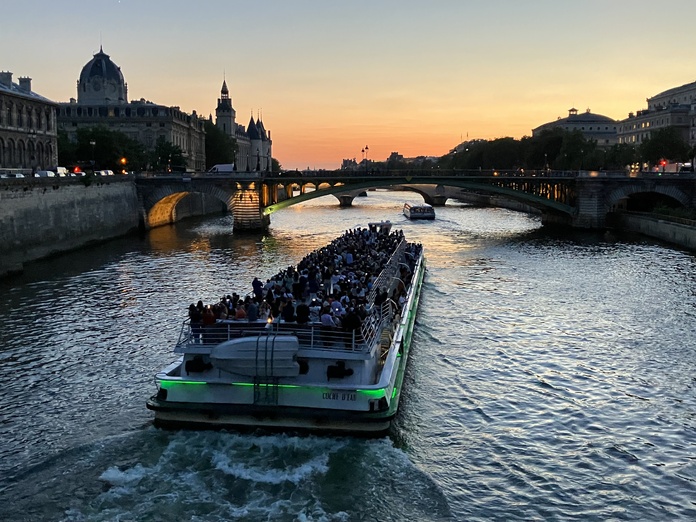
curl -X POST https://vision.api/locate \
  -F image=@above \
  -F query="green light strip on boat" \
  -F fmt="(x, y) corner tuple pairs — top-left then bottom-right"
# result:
(160, 380), (386, 398)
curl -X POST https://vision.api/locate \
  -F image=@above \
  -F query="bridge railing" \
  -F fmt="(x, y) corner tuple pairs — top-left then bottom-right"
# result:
(270, 169), (630, 179)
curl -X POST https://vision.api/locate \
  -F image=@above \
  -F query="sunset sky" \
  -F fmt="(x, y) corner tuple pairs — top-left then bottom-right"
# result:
(3, 0), (696, 169)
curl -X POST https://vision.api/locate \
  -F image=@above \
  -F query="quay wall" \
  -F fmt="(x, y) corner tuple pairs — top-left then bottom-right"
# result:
(609, 212), (696, 251)
(0, 179), (140, 277)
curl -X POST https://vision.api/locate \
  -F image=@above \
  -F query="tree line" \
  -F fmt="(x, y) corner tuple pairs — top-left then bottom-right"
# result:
(57, 121), (282, 173)
(435, 127), (694, 172)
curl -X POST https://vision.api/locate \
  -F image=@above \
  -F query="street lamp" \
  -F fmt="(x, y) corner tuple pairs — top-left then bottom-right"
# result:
(89, 140), (96, 171)
(365, 145), (369, 174)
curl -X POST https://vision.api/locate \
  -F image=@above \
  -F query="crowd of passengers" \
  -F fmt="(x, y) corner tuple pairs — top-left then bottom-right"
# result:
(187, 226), (422, 340)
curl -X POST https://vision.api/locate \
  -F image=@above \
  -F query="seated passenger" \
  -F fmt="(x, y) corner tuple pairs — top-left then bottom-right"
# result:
(234, 302), (247, 320)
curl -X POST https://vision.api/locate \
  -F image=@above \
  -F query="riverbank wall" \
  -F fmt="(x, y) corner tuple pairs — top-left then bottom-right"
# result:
(0, 179), (140, 277)
(0, 178), (231, 278)
(608, 212), (696, 251)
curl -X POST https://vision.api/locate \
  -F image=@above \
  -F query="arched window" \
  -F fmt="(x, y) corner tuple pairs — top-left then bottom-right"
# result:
(17, 139), (26, 167)
(7, 139), (15, 166)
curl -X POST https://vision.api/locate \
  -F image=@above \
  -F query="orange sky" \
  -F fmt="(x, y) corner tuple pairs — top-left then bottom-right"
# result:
(4, 0), (696, 169)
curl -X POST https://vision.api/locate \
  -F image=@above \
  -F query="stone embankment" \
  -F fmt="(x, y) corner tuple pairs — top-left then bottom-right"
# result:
(608, 212), (696, 251)
(0, 178), (141, 277)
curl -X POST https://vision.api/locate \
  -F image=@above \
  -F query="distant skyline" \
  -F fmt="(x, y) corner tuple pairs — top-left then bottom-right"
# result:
(3, 0), (696, 169)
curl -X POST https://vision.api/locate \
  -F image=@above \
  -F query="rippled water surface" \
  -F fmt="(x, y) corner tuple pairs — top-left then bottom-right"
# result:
(1, 190), (695, 521)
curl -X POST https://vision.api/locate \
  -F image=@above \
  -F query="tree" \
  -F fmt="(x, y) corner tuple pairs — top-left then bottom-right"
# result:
(521, 129), (565, 169)
(204, 119), (236, 169)
(271, 157), (282, 172)
(554, 130), (591, 170)
(639, 127), (690, 166)
(58, 126), (147, 172)
(149, 136), (186, 172)
(604, 143), (637, 170)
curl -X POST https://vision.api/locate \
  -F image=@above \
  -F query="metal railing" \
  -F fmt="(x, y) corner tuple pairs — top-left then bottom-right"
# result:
(177, 288), (400, 354)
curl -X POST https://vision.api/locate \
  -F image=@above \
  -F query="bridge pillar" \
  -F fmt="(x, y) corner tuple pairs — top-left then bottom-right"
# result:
(423, 195), (448, 206)
(573, 179), (606, 228)
(232, 188), (269, 231)
(337, 195), (355, 207)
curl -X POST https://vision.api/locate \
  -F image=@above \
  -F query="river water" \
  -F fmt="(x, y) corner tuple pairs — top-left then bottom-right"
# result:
(1, 190), (695, 521)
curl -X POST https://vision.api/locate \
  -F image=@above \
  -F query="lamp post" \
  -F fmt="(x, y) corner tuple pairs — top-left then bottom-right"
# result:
(89, 140), (96, 171)
(364, 145), (369, 174)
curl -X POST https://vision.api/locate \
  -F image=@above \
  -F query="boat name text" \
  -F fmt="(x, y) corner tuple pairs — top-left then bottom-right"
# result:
(322, 392), (356, 401)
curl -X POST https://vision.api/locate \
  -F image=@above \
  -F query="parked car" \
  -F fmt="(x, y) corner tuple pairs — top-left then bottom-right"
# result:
(0, 171), (26, 178)
(49, 166), (68, 177)
(34, 170), (55, 178)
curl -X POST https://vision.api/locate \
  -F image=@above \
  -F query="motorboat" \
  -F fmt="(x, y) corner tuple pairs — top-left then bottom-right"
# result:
(403, 202), (435, 220)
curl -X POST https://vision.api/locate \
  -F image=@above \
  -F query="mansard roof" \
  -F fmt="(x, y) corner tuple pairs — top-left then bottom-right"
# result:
(0, 76), (56, 105)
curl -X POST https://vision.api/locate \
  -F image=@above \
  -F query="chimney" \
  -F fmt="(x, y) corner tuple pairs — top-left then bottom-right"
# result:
(0, 71), (12, 88)
(18, 76), (32, 92)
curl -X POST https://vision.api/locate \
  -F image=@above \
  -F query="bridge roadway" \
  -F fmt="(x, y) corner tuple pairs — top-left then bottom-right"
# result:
(134, 169), (696, 231)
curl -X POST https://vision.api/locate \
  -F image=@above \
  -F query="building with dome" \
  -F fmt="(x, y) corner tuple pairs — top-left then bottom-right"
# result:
(57, 47), (206, 171)
(215, 79), (271, 171)
(532, 108), (618, 147)
(0, 71), (58, 171)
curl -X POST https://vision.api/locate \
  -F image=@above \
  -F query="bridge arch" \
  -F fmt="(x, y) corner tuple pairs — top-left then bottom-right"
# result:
(263, 178), (575, 218)
(606, 183), (691, 212)
(142, 184), (234, 228)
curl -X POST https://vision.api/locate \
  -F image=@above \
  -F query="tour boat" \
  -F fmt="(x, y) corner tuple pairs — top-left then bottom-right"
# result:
(146, 221), (425, 435)
(403, 202), (435, 220)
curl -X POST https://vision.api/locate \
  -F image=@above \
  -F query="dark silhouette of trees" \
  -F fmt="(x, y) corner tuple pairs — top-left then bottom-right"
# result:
(58, 126), (147, 172)
(149, 137), (185, 172)
(204, 119), (236, 169)
(639, 127), (690, 166)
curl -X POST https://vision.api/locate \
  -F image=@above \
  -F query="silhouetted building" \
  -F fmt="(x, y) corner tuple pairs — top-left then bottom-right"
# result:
(0, 71), (57, 170)
(57, 47), (206, 171)
(533, 108), (618, 147)
(215, 79), (271, 171)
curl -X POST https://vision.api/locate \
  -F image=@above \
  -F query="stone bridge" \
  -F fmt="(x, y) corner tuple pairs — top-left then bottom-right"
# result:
(134, 170), (696, 231)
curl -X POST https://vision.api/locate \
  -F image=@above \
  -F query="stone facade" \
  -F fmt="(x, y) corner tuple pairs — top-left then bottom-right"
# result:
(0, 72), (58, 171)
(57, 48), (206, 171)
(617, 81), (696, 147)
(215, 80), (272, 171)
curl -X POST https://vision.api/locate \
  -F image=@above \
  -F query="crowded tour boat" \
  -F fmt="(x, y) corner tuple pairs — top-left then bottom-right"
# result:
(146, 221), (425, 434)
(403, 202), (435, 220)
